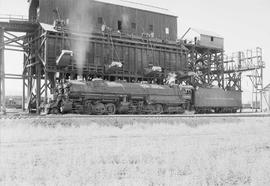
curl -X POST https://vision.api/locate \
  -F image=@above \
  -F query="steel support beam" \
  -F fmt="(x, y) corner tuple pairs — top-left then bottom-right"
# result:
(0, 28), (6, 114)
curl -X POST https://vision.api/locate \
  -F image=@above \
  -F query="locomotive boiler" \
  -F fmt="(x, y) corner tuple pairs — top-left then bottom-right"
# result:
(46, 80), (193, 115)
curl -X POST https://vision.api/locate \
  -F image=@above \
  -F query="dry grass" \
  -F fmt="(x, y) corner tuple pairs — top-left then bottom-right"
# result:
(1, 117), (270, 185)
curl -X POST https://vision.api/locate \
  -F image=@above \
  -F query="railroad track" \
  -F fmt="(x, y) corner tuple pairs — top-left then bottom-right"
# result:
(1, 112), (270, 119)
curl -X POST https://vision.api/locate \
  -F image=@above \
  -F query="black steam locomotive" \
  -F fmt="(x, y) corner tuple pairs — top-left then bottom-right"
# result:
(45, 79), (242, 115)
(45, 79), (193, 115)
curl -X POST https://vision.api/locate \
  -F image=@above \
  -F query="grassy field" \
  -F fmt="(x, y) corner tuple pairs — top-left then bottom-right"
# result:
(1, 117), (270, 185)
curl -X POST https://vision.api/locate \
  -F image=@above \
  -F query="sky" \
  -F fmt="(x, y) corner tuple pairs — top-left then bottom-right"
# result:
(0, 0), (270, 104)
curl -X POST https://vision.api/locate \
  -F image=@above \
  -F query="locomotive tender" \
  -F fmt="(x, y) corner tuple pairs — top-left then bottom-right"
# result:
(194, 88), (242, 113)
(46, 79), (193, 115)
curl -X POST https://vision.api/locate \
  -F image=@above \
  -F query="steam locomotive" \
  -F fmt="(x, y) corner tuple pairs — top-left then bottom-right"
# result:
(45, 79), (242, 115)
(45, 79), (193, 115)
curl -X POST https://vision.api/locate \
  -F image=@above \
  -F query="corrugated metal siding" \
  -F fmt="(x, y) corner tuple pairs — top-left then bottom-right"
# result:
(31, 0), (177, 40)
(45, 34), (187, 74)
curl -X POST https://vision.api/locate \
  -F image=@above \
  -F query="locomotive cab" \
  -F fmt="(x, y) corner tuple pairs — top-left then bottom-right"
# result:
(179, 85), (193, 110)
(180, 85), (193, 100)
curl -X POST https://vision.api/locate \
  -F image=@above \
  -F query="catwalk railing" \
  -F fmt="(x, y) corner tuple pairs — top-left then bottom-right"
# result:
(0, 14), (28, 22)
(223, 47), (265, 73)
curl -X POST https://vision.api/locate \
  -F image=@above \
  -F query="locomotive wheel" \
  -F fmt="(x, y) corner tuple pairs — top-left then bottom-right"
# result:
(155, 104), (164, 114)
(75, 105), (84, 114)
(51, 107), (59, 114)
(84, 102), (93, 115)
(106, 103), (116, 115)
(177, 107), (185, 114)
(145, 105), (155, 114)
(94, 103), (106, 115)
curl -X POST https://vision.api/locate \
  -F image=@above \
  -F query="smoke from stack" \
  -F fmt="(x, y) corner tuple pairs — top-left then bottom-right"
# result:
(166, 73), (177, 85)
(67, 0), (94, 76)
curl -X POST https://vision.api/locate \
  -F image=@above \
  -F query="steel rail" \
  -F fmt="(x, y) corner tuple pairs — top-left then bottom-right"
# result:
(1, 113), (270, 120)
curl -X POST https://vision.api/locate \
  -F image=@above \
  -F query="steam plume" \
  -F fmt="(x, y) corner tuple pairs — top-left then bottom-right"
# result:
(67, 0), (94, 76)
(166, 73), (177, 85)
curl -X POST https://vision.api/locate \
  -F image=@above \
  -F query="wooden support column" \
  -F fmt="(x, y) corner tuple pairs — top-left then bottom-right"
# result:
(221, 51), (225, 89)
(207, 51), (211, 85)
(35, 28), (42, 114)
(26, 35), (33, 112)
(0, 28), (6, 114)
(36, 62), (41, 114)
(27, 67), (32, 112)
(44, 36), (48, 104)
(22, 52), (27, 111)
(22, 78), (26, 111)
